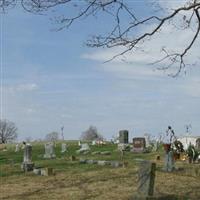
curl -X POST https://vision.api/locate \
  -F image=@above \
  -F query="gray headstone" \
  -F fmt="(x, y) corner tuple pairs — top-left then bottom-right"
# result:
(44, 143), (56, 159)
(119, 130), (129, 144)
(164, 151), (175, 172)
(76, 143), (90, 154)
(91, 151), (101, 155)
(97, 160), (110, 166)
(79, 158), (87, 164)
(21, 144), (34, 171)
(110, 161), (122, 168)
(33, 168), (41, 175)
(86, 160), (97, 164)
(81, 143), (90, 150)
(137, 161), (156, 197)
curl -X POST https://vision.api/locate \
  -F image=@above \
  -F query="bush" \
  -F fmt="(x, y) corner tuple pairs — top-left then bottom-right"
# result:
(80, 126), (103, 141)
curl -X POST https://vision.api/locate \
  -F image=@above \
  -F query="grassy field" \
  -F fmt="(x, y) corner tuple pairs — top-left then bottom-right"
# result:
(0, 141), (200, 200)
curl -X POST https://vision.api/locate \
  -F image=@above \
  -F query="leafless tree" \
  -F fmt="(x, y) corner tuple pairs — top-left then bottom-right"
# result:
(1, 0), (200, 76)
(81, 125), (103, 141)
(45, 131), (59, 142)
(0, 119), (17, 143)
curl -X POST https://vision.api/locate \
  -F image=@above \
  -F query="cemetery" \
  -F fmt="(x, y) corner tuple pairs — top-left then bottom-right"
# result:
(0, 129), (200, 200)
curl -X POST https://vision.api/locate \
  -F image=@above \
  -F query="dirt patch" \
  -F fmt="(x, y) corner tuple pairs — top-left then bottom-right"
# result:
(1, 166), (200, 200)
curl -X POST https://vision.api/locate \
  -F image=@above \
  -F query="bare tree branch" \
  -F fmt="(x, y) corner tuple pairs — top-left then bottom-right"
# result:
(1, 0), (200, 76)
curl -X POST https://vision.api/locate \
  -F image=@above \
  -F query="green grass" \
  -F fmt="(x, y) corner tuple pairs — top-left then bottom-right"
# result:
(1, 141), (200, 200)
(0, 141), (159, 177)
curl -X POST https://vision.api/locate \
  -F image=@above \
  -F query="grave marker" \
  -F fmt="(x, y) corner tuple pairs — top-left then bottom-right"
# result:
(132, 137), (146, 153)
(44, 143), (56, 159)
(119, 130), (129, 144)
(61, 143), (67, 153)
(21, 144), (34, 172)
(136, 161), (156, 198)
(15, 144), (19, 152)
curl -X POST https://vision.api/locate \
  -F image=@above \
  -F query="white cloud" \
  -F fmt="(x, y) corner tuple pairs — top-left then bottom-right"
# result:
(82, 18), (200, 78)
(157, 0), (189, 11)
(7, 83), (39, 93)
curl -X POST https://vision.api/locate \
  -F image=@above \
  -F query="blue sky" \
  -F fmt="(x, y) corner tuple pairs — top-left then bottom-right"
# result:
(1, 0), (200, 141)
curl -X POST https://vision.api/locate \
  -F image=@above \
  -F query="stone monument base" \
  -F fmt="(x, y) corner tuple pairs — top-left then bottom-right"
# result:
(21, 162), (34, 172)
(43, 154), (56, 159)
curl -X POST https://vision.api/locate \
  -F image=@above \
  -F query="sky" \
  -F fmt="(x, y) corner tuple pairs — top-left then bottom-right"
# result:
(0, 0), (200, 141)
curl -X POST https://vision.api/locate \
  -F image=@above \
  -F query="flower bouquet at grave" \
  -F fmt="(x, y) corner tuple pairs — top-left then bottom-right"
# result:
(163, 143), (171, 153)
(172, 140), (184, 160)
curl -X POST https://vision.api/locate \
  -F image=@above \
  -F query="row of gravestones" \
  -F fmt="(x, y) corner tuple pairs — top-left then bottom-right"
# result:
(21, 143), (91, 171)
(21, 144), (177, 199)
(21, 143), (67, 171)
(118, 130), (160, 153)
(15, 142), (67, 154)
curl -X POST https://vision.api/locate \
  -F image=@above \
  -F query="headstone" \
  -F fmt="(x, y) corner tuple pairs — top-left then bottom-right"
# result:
(144, 134), (150, 147)
(163, 144), (175, 172)
(110, 161), (122, 168)
(91, 151), (101, 155)
(79, 158), (87, 164)
(81, 143), (90, 149)
(78, 141), (81, 146)
(41, 168), (54, 176)
(33, 168), (41, 175)
(61, 143), (67, 153)
(15, 144), (19, 152)
(92, 140), (96, 145)
(97, 160), (110, 166)
(21, 144), (34, 172)
(136, 161), (156, 198)
(86, 160), (97, 164)
(119, 130), (129, 144)
(153, 140), (159, 152)
(44, 143), (56, 159)
(132, 137), (146, 153)
(76, 143), (90, 154)
(196, 138), (200, 150)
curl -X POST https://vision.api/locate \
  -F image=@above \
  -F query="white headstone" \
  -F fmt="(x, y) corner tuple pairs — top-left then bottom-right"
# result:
(44, 143), (56, 159)
(144, 134), (150, 147)
(76, 143), (90, 154)
(92, 140), (96, 145)
(81, 143), (90, 150)
(15, 144), (19, 152)
(61, 143), (67, 153)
